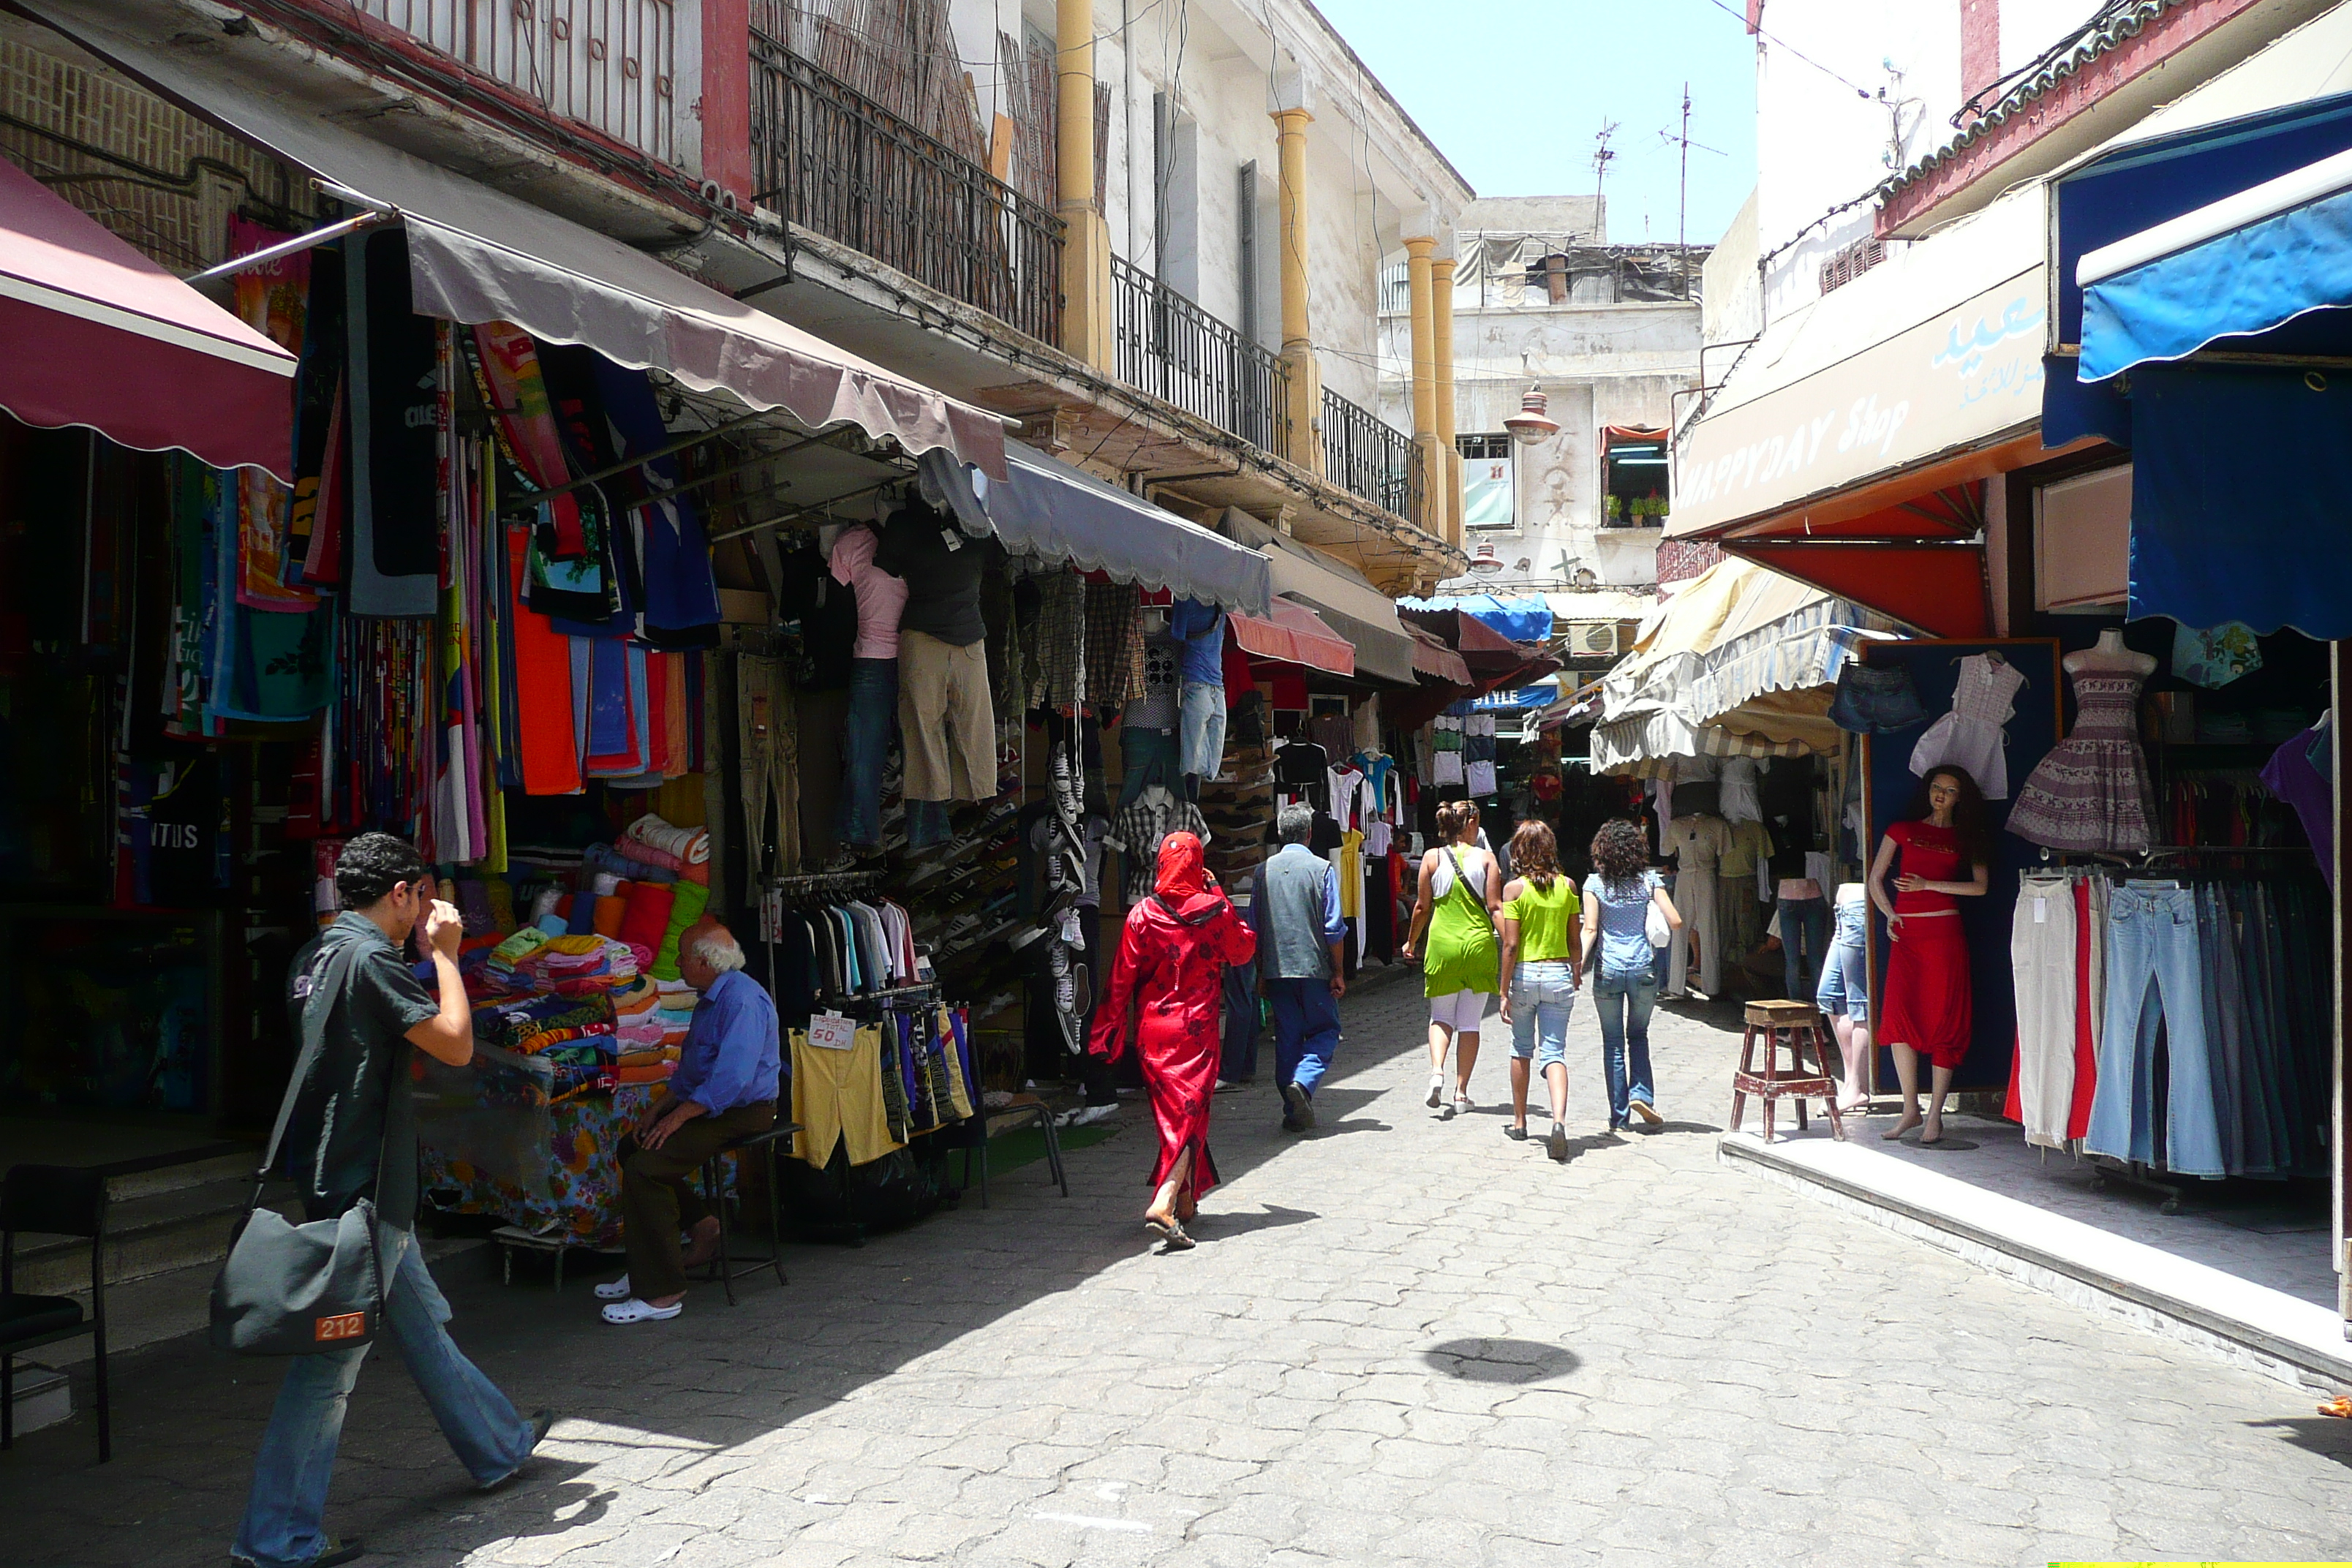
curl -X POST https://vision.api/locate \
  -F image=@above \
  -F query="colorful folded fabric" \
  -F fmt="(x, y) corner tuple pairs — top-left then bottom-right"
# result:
(616, 881), (674, 951)
(592, 894), (628, 938)
(566, 892), (598, 936)
(650, 880), (711, 981)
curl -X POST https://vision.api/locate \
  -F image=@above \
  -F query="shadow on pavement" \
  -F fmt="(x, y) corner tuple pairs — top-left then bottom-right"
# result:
(1420, 1338), (1582, 1384)
(2250, 1416), (2352, 1473)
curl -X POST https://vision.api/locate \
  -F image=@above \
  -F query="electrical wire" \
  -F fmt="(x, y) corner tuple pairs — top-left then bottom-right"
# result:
(1695, 0), (1874, 99)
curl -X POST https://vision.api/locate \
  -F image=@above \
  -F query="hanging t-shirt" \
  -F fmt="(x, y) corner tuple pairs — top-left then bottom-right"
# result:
(829, 525), (910, 660)
(875, 503), (985, 646)
(1169, 598), (1225, 687)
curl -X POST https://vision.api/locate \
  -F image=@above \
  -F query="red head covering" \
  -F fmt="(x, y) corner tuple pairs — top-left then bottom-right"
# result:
(1151, 831), (1224, 921)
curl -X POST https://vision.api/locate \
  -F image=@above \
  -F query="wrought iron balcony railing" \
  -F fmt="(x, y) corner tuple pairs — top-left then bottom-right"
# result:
(1322, 388), (1424, 524)
(350, 0), (681, 165)
(750, 40), (1063, 347)
(1109, 256), (1291, 461)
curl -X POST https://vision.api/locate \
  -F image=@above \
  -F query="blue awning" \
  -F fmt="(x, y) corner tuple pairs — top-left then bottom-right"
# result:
(2079, 150), (2352, 382)
(920, 441), (1271, 615)
(2046, 88), (2352, 441)
(2125, 363), (2352, 638)
(1471, 678), (1557, 713)
(1398, 593), (1551, 644)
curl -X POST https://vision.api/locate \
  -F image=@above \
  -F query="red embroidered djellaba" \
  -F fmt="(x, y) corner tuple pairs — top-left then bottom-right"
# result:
(1090, 832), (1256, 1205)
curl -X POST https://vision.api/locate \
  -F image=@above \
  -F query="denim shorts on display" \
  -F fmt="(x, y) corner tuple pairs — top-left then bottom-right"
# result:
(1828, 662), (1927, 734)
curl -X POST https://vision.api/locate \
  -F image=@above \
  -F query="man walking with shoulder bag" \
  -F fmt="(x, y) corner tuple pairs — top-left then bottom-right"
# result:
(232, 834), (549, 1568)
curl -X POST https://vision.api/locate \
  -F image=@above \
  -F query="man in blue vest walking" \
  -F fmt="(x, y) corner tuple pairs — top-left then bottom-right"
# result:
(1249, 803), (1348, 1132)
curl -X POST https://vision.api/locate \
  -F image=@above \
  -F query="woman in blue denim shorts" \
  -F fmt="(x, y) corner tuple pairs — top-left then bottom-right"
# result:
(1497, 821), (1580, 1160)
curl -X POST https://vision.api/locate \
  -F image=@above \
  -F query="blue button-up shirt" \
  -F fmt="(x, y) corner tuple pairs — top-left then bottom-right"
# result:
(668, 970), (781, 1113)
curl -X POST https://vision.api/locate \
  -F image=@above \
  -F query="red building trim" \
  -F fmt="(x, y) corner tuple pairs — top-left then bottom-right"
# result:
(1879, 0), (2266, 235)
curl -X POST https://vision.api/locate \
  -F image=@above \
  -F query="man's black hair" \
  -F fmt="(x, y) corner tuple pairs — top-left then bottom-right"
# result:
(336, 832), (429, 911)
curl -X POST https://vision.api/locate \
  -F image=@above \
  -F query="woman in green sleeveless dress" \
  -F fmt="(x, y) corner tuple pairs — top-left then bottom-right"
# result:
(1402, 799), (1501, 1119)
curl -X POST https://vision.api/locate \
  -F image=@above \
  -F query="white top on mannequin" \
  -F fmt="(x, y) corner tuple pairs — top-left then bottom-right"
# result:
(2063, 627), (2157, 676)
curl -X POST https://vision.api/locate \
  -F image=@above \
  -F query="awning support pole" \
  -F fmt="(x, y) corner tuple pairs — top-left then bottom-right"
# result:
(183, 210), (391, 284)
(497, 409), (777, 516)
(709, 475), (905, 543)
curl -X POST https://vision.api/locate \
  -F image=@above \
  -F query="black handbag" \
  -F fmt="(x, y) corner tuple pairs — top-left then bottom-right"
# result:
(209, 941), (390, 1357)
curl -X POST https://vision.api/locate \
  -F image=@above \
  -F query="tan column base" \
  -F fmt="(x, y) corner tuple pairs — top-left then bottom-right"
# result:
(1059, 206), (1116, 374)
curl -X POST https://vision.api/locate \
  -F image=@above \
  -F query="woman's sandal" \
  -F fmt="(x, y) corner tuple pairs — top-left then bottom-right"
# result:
(1503, 1125), (1529, 1142)
(1144, 1215), (1196, 1250)
(2318, 1395), (2352, 1418)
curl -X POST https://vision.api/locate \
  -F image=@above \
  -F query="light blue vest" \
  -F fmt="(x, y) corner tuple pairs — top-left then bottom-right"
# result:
(1257, 845), (1332, 980)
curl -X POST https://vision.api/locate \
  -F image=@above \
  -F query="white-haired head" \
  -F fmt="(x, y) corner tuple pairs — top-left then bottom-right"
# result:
(685, 924), (746, 973)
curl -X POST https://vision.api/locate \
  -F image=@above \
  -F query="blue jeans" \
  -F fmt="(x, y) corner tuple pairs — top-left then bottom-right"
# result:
(1179, 681), (1226, 780)
(1779, 895), (1829, 1003)
(1268, 976), (1341, 1102)
(1815, 900), (1868, 1017)
(1592, 968), (1658, 1128)
(908, 799), (951, 851)
(1508, 960), (1577, 1069)
(836, 657), (897, 848)
(2086, 884), (2223, 1177)
(234, 1227), (536, 1568)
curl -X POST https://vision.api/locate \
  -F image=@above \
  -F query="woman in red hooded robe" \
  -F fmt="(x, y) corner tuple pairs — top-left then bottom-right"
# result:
(1090, 831), (1257, 1248)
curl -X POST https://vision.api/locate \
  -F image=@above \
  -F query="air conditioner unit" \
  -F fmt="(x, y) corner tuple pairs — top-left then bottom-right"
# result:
(1567, 620), (1619, 657)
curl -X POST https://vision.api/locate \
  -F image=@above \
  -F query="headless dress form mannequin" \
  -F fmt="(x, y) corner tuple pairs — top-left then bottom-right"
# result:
(2066, 626), (2157, 676)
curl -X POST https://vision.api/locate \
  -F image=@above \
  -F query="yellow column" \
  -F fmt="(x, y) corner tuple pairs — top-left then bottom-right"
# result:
(1057, 0), (1113, 371)
(1403, 233), (1442, 535)
(1272, 102), (1322, 473)
(1432, 252), (1461, 547)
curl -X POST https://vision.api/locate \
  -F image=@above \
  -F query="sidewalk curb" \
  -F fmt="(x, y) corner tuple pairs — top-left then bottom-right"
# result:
(1719, 1131), (2352, 1392)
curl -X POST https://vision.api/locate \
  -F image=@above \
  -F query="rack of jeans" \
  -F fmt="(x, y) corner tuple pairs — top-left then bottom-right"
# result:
(2010, 845), (2329, 1210)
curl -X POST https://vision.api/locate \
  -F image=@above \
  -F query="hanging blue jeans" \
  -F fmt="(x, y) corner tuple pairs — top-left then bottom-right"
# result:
(1591, 968), (1658, 1129)
(836, 657), (897, 848)
(233, 1227), (537, 1568)
(1778, 894), (1830, 1005)
(2086, 883), (2223, 1177)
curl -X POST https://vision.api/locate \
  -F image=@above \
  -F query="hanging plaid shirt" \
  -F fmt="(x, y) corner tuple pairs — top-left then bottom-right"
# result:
(1111, 793), (1211, 904)
(1085, 580), (1143, 711)
(1034, 573), (1087, 714)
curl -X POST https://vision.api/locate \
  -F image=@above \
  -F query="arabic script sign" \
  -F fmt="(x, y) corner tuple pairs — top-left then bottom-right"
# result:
(1672, 265), (2047, 535)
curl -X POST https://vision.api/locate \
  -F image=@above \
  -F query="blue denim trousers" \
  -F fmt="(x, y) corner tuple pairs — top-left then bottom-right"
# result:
(1591, 968), (1658, 1128)
(836, 656), (897, 848)
(1779, 895), (1830, 1003)
(233, 1226), (536, 1568)
(1268, 976), (1341, 1101)
(1179, 681), (1226, 780)
(2085, 884), (2223, 1177)
(1508, 960), (1578, 1069)
(1815, 899), (1869, 1017)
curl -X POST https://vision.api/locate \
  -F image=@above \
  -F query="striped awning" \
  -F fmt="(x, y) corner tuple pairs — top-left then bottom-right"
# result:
(1589, 689), (1839, 777)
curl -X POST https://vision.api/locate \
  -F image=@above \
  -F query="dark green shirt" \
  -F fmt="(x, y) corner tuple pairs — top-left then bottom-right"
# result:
(278, 913), (440, 1229)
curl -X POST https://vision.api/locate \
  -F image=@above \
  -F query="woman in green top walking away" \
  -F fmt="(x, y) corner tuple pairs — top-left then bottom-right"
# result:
(1402, 799), (1502, 1118)
(1498, 821), (1581, 1159)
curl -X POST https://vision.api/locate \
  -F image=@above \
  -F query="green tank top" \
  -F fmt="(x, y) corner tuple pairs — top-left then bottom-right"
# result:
(1423, 847), (1499, 997)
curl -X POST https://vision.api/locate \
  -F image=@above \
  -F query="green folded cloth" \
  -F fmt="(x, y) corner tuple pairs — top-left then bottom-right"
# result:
(650, 879), (712, 981)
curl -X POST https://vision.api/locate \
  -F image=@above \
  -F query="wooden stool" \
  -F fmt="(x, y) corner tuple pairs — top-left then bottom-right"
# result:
(1731, 1000), (1845, 1143)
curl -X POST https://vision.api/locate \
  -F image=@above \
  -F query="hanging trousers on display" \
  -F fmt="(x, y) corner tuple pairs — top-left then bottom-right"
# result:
(837, 657), (897, 849)
(1669, 865), (1720, 996)
(2085, 884), (2223, 1177)
(1776, 894), (1828, 1005)
(2010, 873), (2077, 1150)
(735, 653), (799, 880)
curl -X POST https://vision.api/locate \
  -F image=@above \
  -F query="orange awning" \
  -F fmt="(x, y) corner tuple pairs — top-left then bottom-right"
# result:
(1228, 600), (1354, 676)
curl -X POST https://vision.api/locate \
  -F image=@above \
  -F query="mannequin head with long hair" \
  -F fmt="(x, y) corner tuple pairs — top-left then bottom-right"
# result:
(1907, 765), (1991, 867)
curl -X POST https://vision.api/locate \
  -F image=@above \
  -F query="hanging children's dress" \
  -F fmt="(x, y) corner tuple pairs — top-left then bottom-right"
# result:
(2005, 665), (2157, 853)
(1909, 652), (2026, 798)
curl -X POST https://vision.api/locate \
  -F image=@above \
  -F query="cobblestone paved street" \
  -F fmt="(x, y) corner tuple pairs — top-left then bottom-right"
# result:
(10, 965), (2352, 1567)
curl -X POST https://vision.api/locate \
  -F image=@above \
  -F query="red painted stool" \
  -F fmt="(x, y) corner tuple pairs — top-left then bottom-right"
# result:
(1731, 1000), (1845, 1143)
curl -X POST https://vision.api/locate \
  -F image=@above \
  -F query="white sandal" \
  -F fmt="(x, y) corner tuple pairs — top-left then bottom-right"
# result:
(600, 1297), (682, 1324)
(593, 1274), (633, 1302)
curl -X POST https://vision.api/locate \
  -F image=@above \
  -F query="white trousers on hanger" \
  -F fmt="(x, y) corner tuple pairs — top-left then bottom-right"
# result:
(1670, 864), (1722, 997)
(2011, 874), (2078, 1150)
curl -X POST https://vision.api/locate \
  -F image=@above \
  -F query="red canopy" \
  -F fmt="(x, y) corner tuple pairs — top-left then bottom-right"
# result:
(1228, 600), (1354, 676)
(0, 157), (298, 478)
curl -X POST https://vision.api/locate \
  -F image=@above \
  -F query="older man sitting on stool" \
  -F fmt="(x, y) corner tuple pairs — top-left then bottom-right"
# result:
(597, 923), (780, 1324)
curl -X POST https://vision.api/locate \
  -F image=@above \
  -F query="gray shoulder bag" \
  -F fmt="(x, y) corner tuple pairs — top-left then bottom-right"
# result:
(209, 939), (391, 1356)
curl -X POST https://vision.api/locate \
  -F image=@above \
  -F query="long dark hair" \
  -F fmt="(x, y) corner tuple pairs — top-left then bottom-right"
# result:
(1908, 764), (1991, 867)
(1509, 820), (1559, 893)
(1589, 818), (1651, 898)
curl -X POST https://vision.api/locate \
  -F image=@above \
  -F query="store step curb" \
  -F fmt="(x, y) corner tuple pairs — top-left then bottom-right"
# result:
(12, 1176), (296, 1297)
(1719, 1129), (2352, 1392)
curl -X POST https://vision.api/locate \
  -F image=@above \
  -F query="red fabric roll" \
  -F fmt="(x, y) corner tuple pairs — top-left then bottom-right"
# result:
(616, 881), (675, 952)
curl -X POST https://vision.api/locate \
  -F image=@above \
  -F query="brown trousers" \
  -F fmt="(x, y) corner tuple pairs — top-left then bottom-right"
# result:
(619, 1100), (777, 1300)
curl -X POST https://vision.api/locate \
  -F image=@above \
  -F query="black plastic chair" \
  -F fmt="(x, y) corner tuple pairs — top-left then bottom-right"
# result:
(697, 1123), (801, 1305)
(1, 1164), (110, 1462)
(955, 1096), (1068, 1209)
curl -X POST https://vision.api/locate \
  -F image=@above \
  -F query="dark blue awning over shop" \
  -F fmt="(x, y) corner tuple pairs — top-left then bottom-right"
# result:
(2126, 363), (2352, 637)
(921, 441), (1270, 615)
